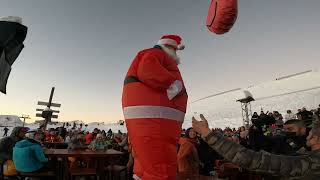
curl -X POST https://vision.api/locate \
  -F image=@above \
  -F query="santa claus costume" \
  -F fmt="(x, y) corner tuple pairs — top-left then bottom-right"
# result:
(122, 35), (188, 180)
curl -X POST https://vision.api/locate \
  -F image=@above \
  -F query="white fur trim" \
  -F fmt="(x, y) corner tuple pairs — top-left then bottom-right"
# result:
(133, 174), (142, 180)
(167, 80), (183, 100)
(0, 16), (22, 24)
(157, 39), (178, 47)
(159, 44), (181, 64)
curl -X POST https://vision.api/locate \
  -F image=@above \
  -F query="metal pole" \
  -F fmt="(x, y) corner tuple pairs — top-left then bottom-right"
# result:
(245, 103), (249, 127)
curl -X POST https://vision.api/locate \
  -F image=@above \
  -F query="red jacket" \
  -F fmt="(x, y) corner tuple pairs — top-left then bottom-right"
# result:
(177, 137), (200, 175)
(85, 133), (94, 144)
(122, 46), (188, 122)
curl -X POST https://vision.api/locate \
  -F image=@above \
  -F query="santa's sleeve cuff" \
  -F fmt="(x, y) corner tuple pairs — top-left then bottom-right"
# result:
(167, 80), (183, 100)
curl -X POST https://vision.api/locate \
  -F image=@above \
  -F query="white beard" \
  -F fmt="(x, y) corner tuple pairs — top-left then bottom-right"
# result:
(159, 45), (181, 64)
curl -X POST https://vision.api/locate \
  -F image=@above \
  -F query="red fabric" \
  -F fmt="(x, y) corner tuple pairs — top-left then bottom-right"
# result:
(45, 134), (59, 142)
(122, 47), (188, 180)
(206, 0), (238, 35)
(122, 47), (188, 112)
(177, 138), (199, 175)
(133, 154), (143, 178)
(127, 119), (181, 180)
(85, 133), (94, 144)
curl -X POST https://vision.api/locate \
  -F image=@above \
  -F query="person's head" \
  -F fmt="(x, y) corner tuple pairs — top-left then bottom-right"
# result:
(18, 127), (29, 138)
(268, 112), (273, 117)
(96, 133), (104, 141)
(240, 126), (245, 132)
(284, 119), (306, 136)
(25, 130), (45, 143)
(93, 128), (99, 134)
(156, 35), (185, 64)
(10, 127), (29, 140)
(287, 110), (292, 114)
(76, 133), (85, 141)
(306, 123), (320, 151)
(302, 107), (307, 111)
(33, 131), (45, 142)
(49, 128), (56, 135)
(185, 128), (196, 139)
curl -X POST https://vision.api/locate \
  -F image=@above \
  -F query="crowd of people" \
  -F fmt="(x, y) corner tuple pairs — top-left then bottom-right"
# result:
(177, 105), (320, 179)
(0, 124), (129, 179)
(0, 105), (320, 179)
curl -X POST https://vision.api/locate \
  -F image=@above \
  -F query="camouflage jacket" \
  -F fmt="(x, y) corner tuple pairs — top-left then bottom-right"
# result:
(204, 130), (320, 180)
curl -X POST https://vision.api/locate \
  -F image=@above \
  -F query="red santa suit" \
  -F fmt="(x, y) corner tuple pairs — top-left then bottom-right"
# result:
(122, 35), (188, 180)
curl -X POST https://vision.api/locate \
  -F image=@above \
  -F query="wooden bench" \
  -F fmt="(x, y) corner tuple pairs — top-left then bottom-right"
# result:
(69, 168), (97, 180)
(105, 165), (127, 180)
(18, 171), (55, 180)
(177, 173), (217, 180)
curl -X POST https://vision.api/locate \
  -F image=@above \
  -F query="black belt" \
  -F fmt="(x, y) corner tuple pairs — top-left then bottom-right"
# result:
(124, 76), (141, 85)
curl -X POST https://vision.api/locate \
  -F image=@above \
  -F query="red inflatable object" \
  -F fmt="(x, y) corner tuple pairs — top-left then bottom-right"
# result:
(206, 0), (238, 35)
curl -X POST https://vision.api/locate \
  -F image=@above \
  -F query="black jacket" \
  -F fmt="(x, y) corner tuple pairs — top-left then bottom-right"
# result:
(0, 127), (25, 163)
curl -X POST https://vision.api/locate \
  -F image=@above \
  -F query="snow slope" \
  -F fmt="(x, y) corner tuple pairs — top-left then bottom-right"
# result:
(184, 71), (320, 129)
(0, 116), (127, 138)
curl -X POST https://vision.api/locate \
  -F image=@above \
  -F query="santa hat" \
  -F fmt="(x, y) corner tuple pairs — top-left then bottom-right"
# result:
(157, 35), (185, 50)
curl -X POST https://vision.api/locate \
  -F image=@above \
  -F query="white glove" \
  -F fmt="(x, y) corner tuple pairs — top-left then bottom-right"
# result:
(167, 80), (183, 100)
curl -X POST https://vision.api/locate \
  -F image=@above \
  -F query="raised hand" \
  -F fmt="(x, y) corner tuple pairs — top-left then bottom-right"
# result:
(192, 114), (211, 137)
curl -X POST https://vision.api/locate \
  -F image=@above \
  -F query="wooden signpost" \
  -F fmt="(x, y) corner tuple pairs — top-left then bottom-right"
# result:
(36, 87), (61, 130)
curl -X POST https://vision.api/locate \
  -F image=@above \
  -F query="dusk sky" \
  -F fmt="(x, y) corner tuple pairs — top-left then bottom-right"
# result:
(1, 0), (320, 123)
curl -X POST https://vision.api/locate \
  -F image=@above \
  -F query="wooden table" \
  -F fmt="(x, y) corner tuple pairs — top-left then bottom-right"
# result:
(177, 173), (217, 180)
(45, 149), (124, 180)
(43, 142), (68, 149)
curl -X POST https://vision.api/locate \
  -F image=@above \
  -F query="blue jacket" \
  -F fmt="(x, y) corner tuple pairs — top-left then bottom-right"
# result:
(13, 139), (48, 172)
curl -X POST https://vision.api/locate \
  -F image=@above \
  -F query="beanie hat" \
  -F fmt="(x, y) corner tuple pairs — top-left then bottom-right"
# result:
(157, 35), (185, 50)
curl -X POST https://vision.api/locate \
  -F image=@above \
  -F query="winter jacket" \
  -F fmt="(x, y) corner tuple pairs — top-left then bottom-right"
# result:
(45, 134), (61, 142)
(204, 130), (320, 180)
(122, 45), (188, 117)
(285, 113), (296, 121)
(13, 139), (48, 172)
(118, 137), (128, 151)
(197, 138), (222, 176)
(68, 137), (87, 150)
(85, 133), (94, 144)
(177, 137), (200, 175)
(0, 127), (25, 164)
(89, 140), (108, 150)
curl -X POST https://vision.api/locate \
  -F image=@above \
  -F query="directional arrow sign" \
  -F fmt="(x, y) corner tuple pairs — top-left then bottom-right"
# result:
(36, 113), (58, 119)
(36, 108), (60, 113)
(37, 101), (61, 107)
